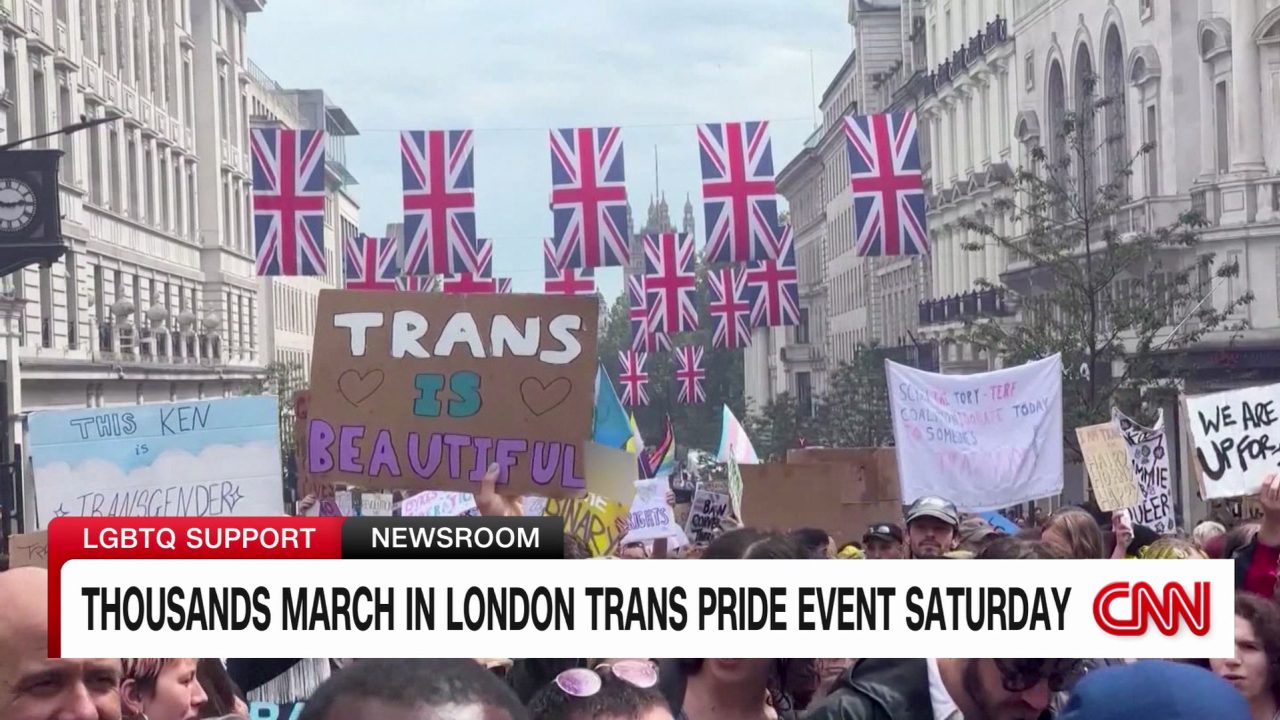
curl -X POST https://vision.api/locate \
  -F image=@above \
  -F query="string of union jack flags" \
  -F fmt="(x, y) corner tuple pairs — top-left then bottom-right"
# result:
(248, 113), (927, 406)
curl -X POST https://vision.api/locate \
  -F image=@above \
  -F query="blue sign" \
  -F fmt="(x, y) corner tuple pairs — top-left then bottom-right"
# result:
(29, 396), (284, 527)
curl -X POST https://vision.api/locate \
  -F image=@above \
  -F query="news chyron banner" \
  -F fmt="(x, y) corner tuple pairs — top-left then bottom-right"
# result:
(49, 517), (1233, 658)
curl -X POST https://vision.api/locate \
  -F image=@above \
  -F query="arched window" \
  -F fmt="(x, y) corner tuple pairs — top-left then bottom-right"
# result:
(1103, 25), (1129, 194)
(1046, 60), (1068, 167)
(1073, 44), (1097, 191)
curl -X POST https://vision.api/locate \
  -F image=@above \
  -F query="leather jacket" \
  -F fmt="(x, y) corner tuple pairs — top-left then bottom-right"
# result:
(803, 658), (933, 720)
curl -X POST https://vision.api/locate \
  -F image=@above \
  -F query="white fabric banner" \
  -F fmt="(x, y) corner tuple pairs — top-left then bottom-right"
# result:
(887, 355), (1064, 511)
(1112, 409), (1175, 533)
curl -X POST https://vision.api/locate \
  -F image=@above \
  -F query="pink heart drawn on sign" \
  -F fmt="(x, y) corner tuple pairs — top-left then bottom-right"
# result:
(337, 369), (385, 406)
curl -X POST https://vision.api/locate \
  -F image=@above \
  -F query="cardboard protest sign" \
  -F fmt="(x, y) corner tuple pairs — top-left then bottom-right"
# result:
(28, 397), (284, 528)
(307, 291), (597, 497)
(248, 701), (305, 720)
(8, 530), (49, 568)
(742, 459), (904, 547)
(1075, 422), (1139, 512)
(334, 490), (354, 517)
(887, 355), (1064, 511)
(1113, 409), (1175, 533)
(623, 478), (683, 543)
(361, 492), (394, 516)
(685, 486), (730, 544)
(545, 493), (629, 557)
(401, 490), (478, 517)
(1186, 384), (1280, 500)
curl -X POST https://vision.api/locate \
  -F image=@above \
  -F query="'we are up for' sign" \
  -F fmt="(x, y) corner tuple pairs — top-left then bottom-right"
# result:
(306, 291), (598, 498)
(1186, 383), (1280, 499)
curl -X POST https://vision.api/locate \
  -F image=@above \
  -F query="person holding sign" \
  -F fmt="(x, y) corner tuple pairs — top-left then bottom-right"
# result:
(904, 497), (960, 559)
(1235, 473), (1280, 599)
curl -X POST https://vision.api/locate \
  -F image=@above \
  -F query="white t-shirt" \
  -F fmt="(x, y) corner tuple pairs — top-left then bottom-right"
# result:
(927, 658), (964, 720)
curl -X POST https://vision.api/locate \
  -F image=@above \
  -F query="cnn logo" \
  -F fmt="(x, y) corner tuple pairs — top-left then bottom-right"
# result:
(1093, 581), (1211, 637)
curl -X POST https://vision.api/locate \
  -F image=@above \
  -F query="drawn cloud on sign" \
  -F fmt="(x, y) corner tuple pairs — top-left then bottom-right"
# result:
(35, 441), (283, 525)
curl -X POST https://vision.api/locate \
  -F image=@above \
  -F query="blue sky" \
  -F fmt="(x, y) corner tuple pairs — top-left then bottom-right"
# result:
(247, 0), (851, 299)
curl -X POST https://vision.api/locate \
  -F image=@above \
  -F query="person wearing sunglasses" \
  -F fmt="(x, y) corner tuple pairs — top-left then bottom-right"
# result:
(528, 662), (672, 720)
(804, 657), (1086, 720)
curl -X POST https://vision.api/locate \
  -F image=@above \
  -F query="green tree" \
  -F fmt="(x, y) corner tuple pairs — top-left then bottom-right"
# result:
(816, 345), (894, 448)
(744, 392), (811, 462)
(959, 75), (1251, 457)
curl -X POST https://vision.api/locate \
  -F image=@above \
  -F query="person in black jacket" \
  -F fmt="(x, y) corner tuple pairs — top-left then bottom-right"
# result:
(804, 657), (1084, 720)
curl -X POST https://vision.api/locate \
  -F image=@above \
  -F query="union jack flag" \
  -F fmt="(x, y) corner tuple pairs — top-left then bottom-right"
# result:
(698, 121), (780, 264)
(543, 237), (596, 296)
(343, 234), (399, 291)
(675, 346), (706, 405)
(442, 275), (512, 294)
(251, 128), (326, 276)
(845, 112), (928, 256)
(396, 276), (437, 292)
(549, 127), (629, 269)
(471, 237), (495, 279)
(643, 233), (698, 335)
(618, 350), (649, 407)
(628, 276), (669, 353)
(707, 267), (753, 349)
(745, 225), (799, 328)
(401, 130), (481, 276)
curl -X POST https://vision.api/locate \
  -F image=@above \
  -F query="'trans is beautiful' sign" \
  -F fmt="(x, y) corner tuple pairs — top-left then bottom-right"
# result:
(1187, 383), (1280, 499)
(886, 355), (1064, 510)
(308, 291), (598, 497)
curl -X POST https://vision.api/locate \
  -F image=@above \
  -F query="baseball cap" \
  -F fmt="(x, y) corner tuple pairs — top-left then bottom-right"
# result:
(958, 516), (998, 545)
(905, 496), (960, 527)
(1057, 661), (1250, 720)
(863, 523), (904, 544)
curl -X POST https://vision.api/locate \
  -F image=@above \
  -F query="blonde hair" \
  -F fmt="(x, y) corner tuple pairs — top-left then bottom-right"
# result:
(1042, 507), (1104, 559)
(1140, 537), (1208, 559)
(1192, 521), (1226, 549)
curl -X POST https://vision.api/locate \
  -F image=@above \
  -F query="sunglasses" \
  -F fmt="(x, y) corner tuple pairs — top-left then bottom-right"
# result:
(554, 661), (659, 697)
(994, 659), (1085, 693)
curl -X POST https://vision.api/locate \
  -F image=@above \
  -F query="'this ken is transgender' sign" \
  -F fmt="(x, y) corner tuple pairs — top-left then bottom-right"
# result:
(306, 291), (597, 497)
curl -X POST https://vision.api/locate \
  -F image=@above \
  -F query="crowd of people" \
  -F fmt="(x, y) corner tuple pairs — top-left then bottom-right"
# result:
(5, 472), (1280, 720)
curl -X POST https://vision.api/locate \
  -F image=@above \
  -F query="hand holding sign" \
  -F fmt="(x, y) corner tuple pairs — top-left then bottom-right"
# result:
(475, 464), (525, 517)
(1257, 473), (1280, 550)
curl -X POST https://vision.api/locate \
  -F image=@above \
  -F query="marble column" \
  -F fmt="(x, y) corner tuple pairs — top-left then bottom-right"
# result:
(1230, 0), (1266, 173)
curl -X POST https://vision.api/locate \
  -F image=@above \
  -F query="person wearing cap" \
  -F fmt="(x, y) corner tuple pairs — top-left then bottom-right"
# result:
(1056, 661), (1251, 720)
(957, 516), (999, 553)
(862, 523), (905, 559)
(905, 496), (960, 559)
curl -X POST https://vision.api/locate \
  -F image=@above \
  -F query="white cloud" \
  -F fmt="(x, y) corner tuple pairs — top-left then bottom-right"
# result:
(35, 442), (284, 527)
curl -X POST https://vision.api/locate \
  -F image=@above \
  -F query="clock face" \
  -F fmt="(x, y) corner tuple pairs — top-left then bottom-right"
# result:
(0, 177), (37, 232)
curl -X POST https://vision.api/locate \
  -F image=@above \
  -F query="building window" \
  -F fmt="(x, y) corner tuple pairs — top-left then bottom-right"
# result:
(126, 135), (139, 219)
(183, 56), (194, 128)
(64, 252), (78, 349)
(796, 371), (813, 418)
(58, 78), (75, 179)
(1214, 80), (1230, 174)
(144, 142), (156, 225)
(1047, 60), (1067, 167)
(186, 162), (198, 238)
(796, 307), (811, 344)
(30, 58), (48, 148)
(92, 264), (104, 323)
(3, 42), (20, 144)
(1144, 103), (1159, 196)
(218, 69), (229, 139)
(88, 108), (104, 204)
(1102, 26), (1129, 194)
(38, 265), (53, 348)
(108, 127), (122, 210)
(1024, 52), (1035, 91)
(159, 151), (171, 230)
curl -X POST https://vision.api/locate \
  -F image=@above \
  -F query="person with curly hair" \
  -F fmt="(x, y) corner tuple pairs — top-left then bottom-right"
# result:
(1211, 593), (1280, 720)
